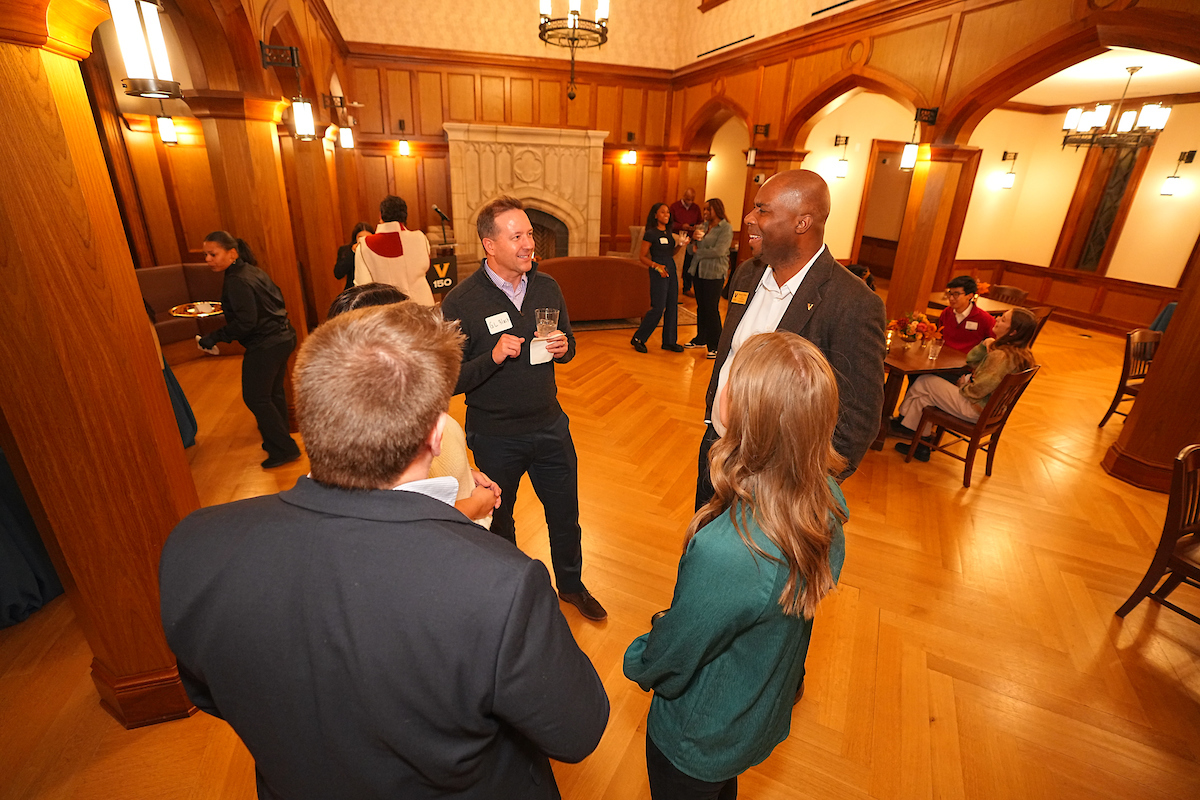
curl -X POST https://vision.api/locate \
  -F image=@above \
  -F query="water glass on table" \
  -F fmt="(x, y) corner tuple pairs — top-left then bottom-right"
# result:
(535, 308), (560, 338)
(927, 338), (945, 360)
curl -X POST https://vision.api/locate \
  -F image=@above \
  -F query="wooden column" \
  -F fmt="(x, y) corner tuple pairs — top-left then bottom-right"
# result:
(0, 0), (197, 727)
(886, 144), (981, 321)
(334, 145), (364, 245)
(289, 134), (344, 325)
(186, 90), (309, 337)
(1102, 264), (1200, 492)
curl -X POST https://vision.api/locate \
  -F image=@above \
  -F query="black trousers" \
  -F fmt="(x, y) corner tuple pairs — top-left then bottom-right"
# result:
(692, 277), (724, 351)
(635, 264), (679, 347)
(466, 413), (585, 593)
(646, 735), (737, 800)
(241, 336), (299, 461)
(681, 251), (694, 293)
(695, 423), (720, 511)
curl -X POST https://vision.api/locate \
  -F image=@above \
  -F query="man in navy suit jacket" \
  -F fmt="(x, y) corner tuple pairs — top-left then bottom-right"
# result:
(160, 302), (609, 800)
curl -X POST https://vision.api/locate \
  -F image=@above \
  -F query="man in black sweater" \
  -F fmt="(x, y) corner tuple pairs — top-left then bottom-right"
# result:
(440, 197), (607, 621)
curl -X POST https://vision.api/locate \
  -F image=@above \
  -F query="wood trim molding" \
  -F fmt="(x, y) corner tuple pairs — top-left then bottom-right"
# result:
(0, 0), (109, 60)
(698, 0), (733, 12)
(184, 90), (289, 122)
(306, 0), (349, 56)
(1000, 91), (1200, 117)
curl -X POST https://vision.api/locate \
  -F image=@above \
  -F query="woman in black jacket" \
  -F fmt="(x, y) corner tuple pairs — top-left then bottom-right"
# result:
(198, 231), (301, 469)
(333, 221), (372, 292)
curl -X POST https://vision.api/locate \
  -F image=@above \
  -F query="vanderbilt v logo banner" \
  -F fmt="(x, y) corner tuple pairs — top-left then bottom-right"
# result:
(427, 256), (458, 295)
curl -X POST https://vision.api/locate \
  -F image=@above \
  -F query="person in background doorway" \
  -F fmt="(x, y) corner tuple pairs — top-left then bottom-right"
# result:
(671, 188), (703, 298)
(632, 203), (684, 353)
(846, 263), (876, 292)
(355, 195), (435, 305)
(684, 198), (733, 359)
(198, 231), (301, 470)
(333, 221), (372, 293)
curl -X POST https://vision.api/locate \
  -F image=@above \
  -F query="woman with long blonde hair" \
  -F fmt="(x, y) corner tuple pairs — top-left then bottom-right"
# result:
(624, 331), (849, 800)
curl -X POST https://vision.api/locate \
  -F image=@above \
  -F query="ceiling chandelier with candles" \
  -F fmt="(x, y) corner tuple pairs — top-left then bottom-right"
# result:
(539, 0), (609, 101)
(1061, 66), (1170, 151)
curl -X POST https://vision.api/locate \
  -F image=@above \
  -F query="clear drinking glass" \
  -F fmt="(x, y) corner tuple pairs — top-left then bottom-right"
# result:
(927, 339), (945, 360)
(535, 308), (560, 338)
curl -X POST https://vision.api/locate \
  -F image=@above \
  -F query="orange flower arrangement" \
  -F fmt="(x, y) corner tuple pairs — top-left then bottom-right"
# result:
(887, 311), (939, 342)
(976, 281), (992, 296)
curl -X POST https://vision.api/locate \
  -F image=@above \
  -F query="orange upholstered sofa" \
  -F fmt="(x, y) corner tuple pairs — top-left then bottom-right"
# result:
(536, 256), (649, 322)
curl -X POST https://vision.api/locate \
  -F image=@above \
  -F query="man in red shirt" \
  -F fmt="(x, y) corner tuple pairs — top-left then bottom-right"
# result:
(938, 275), (995, 352)
(670, 188), (703, 297)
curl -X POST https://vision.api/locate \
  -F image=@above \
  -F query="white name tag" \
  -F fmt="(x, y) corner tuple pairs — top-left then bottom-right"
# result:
(486, 312), (513, 334)
(659, 237), (669, 245)
(965, 321), (978, 330)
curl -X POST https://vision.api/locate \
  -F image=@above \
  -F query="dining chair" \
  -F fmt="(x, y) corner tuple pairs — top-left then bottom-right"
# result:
(902, 366), (1040, 487)
(985, 284), (1028, 304)
(1097, 328), (1161, 428)
(1027, 306), (1053, 347)
(1115, 444), (1200, 624)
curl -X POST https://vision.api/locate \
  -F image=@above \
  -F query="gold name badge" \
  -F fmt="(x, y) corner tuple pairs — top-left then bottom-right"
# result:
(731, 291), (749, 305)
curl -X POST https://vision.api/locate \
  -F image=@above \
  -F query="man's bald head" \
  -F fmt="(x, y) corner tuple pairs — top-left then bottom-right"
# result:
(762, 170), (830, 229)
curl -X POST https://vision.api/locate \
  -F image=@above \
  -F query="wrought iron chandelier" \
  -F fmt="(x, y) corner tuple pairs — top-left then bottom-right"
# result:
(538, 1), (608, 100)
(1061, 66), (1170, 151)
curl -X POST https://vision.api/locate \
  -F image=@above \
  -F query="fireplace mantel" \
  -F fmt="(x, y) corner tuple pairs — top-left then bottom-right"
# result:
(444, 123), (607, 272)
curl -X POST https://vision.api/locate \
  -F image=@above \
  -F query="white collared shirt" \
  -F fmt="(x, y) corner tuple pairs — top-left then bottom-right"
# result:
(954, 301), (975, 324)
(483, 259), (529, 311)
(391, 475), (459, 507)
(710, 244), (826, 436)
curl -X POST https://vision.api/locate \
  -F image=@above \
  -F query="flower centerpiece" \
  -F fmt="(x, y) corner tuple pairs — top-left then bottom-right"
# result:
(887, 311), (939, 349)
(976, 280), (992, 296)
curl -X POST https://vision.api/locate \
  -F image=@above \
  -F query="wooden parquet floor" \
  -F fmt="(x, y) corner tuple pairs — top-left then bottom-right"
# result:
(3, 308), (1199, 799)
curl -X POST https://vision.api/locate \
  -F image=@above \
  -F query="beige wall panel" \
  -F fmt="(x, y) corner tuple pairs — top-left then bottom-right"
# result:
(448, 74), (476, 122)
(621, 88), (644, 144)
(645, 90), (667, 147)
(512, 79), (534, 124)
(355, 67), (384, 133)
(481, 76), (505, 122)
(539, 80), (562, 126)
(787, 48), (844, 116)
(758, 62), (788, 140)
(640, 165), (663, 215)
(423, 157), (450, 234)
(166, 146), (221, 255)
(947, 0), (1073, 101)
(387, 70), (413, 135)
(417, 72), (444, 136)
(123, 129), (180, 264)
(393, 156), (420, 213)
(597, 86), (620, 143)
(361, 154), (389, 211)
(868, 20), (949, 101)
(567, 84), (592, 128)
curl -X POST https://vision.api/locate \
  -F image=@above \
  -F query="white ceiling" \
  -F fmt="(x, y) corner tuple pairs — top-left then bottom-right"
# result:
(1011, 48), (1200, 106)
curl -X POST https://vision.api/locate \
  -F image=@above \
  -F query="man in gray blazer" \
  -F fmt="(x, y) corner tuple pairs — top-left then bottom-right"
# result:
(696, 170), (886, 508)
(160, 302), (609, 800)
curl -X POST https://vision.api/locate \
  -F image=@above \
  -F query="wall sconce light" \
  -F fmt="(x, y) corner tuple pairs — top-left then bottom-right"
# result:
(706, 157), (714, 172)
(834, 135), (850, 178)
(323, 94), (346, 109)
(260, 43), (316, 141)
(111, 0), (181, 99)
(397, 119), (411, 156)
(156, 114), (177, 145)
(745, 148), (757, 167)
(900, 108), (938, 171)
(1162, 150), (1195, 196)
(340, 126), (354, 149)
(622, 131), (637, 165)
(1001, 151), (1017, 189)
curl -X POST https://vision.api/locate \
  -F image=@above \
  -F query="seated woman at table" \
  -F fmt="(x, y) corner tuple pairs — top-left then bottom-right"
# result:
(624, 331), (847, 800)
(939, 275), (995, 352)
(895, 307), (1036, 462)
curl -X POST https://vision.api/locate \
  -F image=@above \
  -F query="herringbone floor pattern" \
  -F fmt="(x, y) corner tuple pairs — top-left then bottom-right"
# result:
(2, 311), (1198, 799)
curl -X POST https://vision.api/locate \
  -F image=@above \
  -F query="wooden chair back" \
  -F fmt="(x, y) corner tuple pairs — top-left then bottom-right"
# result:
(1125, 328), (1161, 382)
(1027, 306), (1053, 347)
(973, 365), (1040, 433)
(986, 284), (1028, 304)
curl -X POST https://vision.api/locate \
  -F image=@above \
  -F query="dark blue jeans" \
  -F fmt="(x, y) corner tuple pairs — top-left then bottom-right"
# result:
(646, 735), (737, 800)
(635, 263), (679, 347)
(466, 413), (584, 593)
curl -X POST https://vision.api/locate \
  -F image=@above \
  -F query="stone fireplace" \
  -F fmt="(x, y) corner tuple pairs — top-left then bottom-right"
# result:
(443, 123), (606, 273)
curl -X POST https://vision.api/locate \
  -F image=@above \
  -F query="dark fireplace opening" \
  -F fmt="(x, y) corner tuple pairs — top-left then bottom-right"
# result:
(527, 208), (569, 260)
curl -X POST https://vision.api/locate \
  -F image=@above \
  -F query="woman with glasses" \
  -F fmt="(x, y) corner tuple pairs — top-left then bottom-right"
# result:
(939, 275), (994, 352)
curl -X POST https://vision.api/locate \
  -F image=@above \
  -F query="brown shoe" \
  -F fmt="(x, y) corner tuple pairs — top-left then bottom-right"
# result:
(558, 589), (608, 621)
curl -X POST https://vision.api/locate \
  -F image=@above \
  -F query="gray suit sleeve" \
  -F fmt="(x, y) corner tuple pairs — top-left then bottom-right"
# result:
(828, 289), (887, 477)
(492, 561), (609, 762)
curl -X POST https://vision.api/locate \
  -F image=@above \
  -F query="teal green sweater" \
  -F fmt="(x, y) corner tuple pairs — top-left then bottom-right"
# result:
(623, 478), (847, 782)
